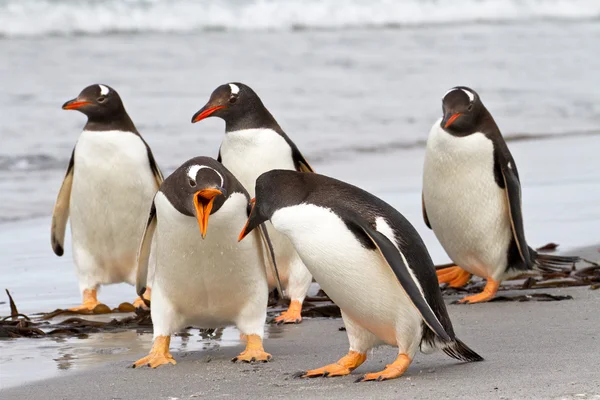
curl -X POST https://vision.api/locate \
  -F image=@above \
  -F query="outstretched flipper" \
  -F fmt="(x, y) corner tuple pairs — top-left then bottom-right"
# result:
(136, 201), (157, 299)
(51, 149), (75, 256)
(353, 218), (451, 342)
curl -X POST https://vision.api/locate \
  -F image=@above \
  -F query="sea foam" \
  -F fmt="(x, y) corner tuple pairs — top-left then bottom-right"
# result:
(1, 0), (599, 38)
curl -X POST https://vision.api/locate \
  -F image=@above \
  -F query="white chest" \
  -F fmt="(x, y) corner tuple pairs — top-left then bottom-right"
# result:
(69, 130), (157, 260)
(271, 204), (421, 345)
(219, 129), (295, 196)
(152, 192), (267, 319)
(422, 121), (511, 276)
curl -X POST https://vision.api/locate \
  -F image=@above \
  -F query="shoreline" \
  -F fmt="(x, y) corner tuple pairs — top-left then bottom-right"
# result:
(2, 283), (599, 399)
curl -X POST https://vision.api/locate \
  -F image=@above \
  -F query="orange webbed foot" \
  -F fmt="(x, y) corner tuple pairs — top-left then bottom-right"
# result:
(458, 279), (500, 304)
(132, 336), (176, 368)
(133, 287), (152, 309)
(356, 354), (411, 382)
(436, 266), (472, 288)
(274, 300), (302, 324)
(299, 351), (366, 378)
(232, 334), (271, 363)
(68, 288), (104, 312)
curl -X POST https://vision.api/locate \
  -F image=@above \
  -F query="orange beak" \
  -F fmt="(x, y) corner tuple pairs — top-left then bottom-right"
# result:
(191, 105), (226, 123)
(193, 188), (223, 238)
(238, 198), (256, 242)
(443, 113), (462, 128)
(62, 99), (91, 110)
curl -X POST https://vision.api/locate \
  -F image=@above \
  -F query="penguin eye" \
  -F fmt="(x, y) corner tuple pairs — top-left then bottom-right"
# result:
(188, 179), (196, 187)
(229, 96), (237, 104)
(467, 103), (473, 111)
(97, 96), (107, 103)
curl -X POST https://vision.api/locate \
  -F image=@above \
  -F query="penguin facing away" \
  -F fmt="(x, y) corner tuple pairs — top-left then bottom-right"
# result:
(133, 157), (281, 368)
(239, 170), (482, 382)
(191, 82), (314, 324)
(422, 86), (579, 304)
(52, 84), (163, 311)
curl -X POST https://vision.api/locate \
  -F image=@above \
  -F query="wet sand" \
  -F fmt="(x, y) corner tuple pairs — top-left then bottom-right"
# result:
(2, 282), (599, 400)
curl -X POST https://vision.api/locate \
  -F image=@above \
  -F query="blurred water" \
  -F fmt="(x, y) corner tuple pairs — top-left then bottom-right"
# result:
(0, 22), (599, 221)
(1, 0), (599, 37)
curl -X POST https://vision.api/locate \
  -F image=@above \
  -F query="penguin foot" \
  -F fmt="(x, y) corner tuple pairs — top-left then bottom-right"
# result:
(458, 279), (500, 304)
(301, 351), (367, 378)
(132, 336), (176, 368)
(356, 354), (411, 382)
(274, 300), (302, 324)
(437, 266), (472, 288)
(133, 287), (152, 310)
(68, 288), (101, 312)
(232, 334), (271, 363)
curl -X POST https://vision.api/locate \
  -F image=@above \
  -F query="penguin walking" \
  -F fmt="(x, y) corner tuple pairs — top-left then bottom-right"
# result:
(239, 170), (482, 382)
(191, 82), (314, 324)
(132, 157), (280, 368)
(52, 84), (163, 311)
(422, 86), (579, 304)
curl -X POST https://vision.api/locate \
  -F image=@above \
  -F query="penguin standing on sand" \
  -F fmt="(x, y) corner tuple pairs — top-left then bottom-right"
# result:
(132, 157), (280, 368)
(239, 170), (482, 382)
(422, 86), (579, 304)
(191, 82), (314, 324)
(52, 84), (163, 310)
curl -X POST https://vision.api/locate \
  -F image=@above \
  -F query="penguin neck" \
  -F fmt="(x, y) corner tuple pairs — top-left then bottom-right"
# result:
(225, 105), (282, 134)
(83, 109), (139, 134)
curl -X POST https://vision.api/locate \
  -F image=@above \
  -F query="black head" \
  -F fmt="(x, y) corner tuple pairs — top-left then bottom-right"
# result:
(440, 86), (483, 135)
(191, 82), (279, 132)
(62, 84), (136, 131)
(238, 170), (308, 241)
(62, 84), (125, 119)
(160, 157), (231, 238)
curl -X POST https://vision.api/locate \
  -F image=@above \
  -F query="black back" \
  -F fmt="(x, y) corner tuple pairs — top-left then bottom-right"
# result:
(253, 170), (458, 339)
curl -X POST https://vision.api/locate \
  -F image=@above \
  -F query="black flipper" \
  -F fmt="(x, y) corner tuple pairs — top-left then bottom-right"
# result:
(422, 192), (431, 230)
(247, 202), (284, 297)
(353, 218), (451, 342)
(136, 201), (157, 297)
(217, 147), (222, 163)
(496, 148), (532, 268)
(278, 131), (313, 172)
(141, 137), (164, 188)
(51, 148), (75, 256)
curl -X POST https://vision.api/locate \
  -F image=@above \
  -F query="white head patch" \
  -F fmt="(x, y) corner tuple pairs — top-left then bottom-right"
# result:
(229, 83), (240, 95)
(99, 84), (110, 96)
(187, 165), (224, 187)
(444, 87), (474, 103)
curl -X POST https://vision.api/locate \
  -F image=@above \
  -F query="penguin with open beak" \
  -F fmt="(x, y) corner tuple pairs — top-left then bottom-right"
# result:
(132, 157), (281, 368)
(239, 170), (482, 382)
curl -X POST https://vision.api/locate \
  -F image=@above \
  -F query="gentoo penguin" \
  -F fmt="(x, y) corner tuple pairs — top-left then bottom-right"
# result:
(52, 84), (163, 311)
(422, 86), (579, 304)
(132, 157), (280, 368)
(191, 82), (314, 324)
(239, 170), (482, 382)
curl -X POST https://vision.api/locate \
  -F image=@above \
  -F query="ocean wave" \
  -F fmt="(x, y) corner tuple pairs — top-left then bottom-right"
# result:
(1, 0), (599, 38)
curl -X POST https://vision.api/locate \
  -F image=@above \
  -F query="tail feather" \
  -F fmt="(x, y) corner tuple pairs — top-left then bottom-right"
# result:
(441, 338), (484, 362)
(533, 251), (580, 273)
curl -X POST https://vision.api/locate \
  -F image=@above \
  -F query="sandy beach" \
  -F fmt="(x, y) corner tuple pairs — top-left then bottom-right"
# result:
(2, 270), (599, 399)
